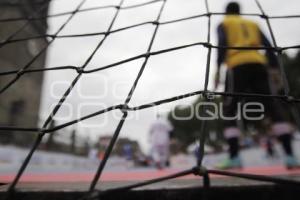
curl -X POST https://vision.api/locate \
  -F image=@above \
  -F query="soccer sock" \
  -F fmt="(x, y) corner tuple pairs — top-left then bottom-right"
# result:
(227, 137), (239, 159)
(277, 133), (293, 156)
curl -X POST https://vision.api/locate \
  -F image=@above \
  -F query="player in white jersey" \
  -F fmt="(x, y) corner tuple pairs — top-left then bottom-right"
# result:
(149, 116), (173, 169)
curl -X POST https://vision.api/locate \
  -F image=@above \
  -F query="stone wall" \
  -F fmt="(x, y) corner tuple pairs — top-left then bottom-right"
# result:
(0, 0), (49, 145)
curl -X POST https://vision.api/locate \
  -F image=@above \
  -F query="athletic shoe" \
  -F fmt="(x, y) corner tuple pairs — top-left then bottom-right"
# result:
(285, 155), (300, 169)
(216, 156), (243, 170)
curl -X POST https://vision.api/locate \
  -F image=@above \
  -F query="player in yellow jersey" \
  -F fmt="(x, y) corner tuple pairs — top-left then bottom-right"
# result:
(214, 2), (299, 169)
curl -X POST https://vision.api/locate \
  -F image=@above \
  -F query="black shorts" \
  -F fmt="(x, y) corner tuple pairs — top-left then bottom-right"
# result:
(223, 63), (288, 128)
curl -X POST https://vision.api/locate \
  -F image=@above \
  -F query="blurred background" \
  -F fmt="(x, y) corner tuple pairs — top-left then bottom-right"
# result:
(1, 0), (300, 181)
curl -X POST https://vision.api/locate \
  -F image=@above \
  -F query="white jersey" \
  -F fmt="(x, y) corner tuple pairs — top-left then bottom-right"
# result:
(150, 118), (173, 146)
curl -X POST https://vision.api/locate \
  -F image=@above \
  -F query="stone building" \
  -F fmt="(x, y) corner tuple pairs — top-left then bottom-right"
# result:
(0, 0), (49, 145)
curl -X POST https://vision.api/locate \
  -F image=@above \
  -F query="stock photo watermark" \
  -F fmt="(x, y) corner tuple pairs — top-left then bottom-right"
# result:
(170, 102), (265, 121)
(49, 74), (265, 128)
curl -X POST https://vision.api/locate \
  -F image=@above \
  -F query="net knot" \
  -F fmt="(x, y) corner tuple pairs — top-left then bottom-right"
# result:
(39, 128), (47, 133)
(120, 104), (130, 113)
(203, 43), (212, 48)
(275, 47), (283, 53)
(205, 12), (212, 17)
(144, 52), (151, 58)
(76, 67), (84, 74)
(204, 91), (215, 100)
(260, 14), (268, 19)
(16, 69), (25, 77)
(152, 21), (159, 25)
(48, 34), (55, 39)
(193, 166), (208, 176)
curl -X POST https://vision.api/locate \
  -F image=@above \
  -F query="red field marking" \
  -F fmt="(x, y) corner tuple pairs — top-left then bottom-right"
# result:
(1, 166), (300, 183)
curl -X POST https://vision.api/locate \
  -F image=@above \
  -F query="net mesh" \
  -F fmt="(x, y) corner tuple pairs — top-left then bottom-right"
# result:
(1, 0), (300, 199)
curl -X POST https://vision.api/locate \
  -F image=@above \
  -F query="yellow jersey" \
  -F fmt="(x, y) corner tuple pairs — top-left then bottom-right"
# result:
(221, 15), (267, 68)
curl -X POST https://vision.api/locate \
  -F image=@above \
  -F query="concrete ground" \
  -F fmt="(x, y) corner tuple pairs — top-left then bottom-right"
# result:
(1, 140), (300, 199)
(1, 174), (300, 200)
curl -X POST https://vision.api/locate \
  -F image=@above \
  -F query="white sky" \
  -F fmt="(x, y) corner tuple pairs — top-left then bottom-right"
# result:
(39, 0), (300, 153)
